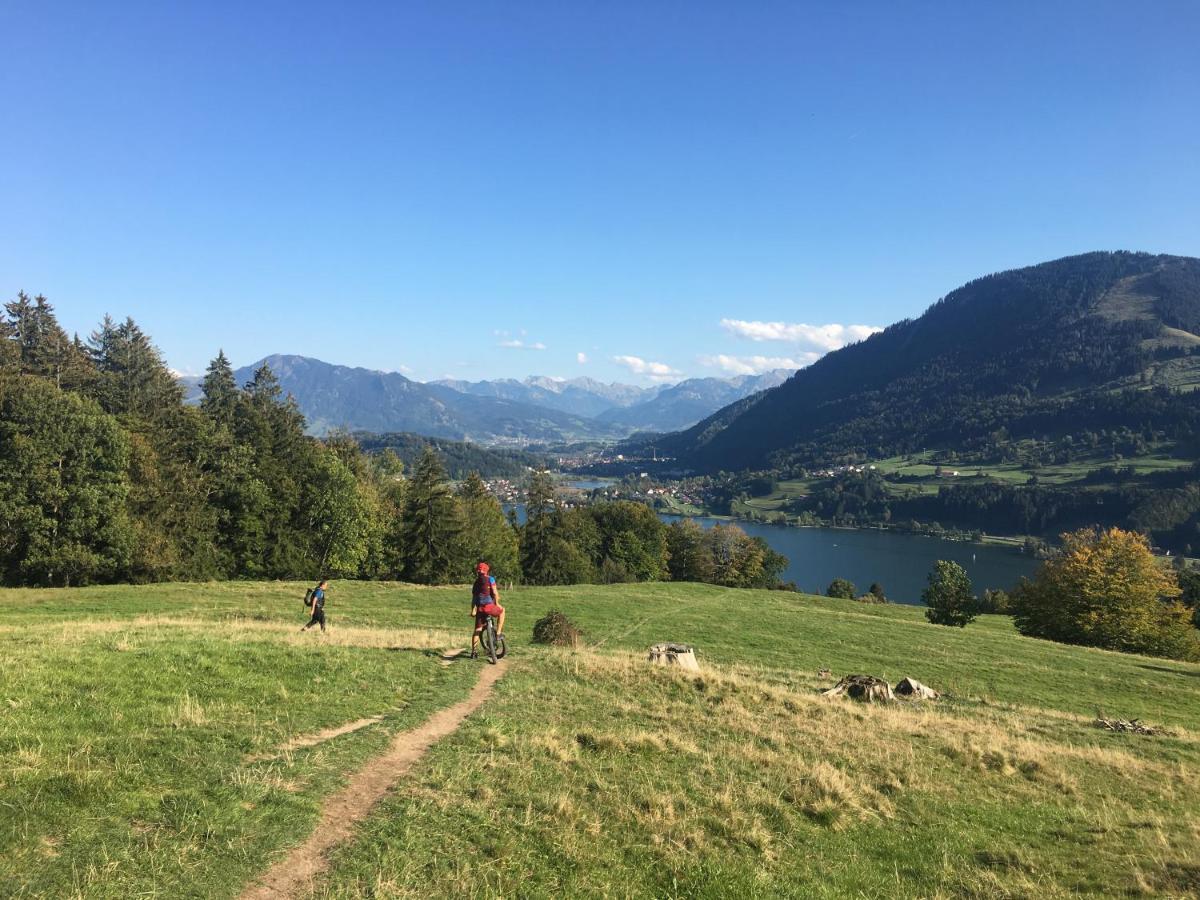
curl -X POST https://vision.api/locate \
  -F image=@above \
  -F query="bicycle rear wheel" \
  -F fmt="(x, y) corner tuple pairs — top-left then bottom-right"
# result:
(482, 621), (497, 664)
(494, 632), (507, 660)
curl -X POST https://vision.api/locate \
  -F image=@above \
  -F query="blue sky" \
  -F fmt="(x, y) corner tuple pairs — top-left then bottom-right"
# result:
(4, 1), (1198, 384)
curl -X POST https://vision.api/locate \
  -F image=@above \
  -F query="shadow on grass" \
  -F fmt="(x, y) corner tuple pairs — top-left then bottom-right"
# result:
(1137, 663), (1200, 679)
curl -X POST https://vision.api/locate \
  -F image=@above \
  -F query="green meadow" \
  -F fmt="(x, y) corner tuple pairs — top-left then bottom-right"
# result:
(2, 581), (1198, 898)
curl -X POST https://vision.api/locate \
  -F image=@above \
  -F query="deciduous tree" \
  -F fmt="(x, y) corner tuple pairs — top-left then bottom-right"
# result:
(923, 560), (977, 627)
(1013, 528), (1198, 659)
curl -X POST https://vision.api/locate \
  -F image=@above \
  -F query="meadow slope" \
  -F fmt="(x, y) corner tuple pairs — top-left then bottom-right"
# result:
(2, 581), (1198, 898)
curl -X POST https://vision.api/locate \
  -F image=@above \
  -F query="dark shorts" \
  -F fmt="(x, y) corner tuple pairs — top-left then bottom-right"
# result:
(307, 608), (326, 626)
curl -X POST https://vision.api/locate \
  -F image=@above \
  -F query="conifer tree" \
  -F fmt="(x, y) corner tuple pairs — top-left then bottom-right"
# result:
(397, 447), (464, 583)
(88, 316), (182, 418)
(6, 293), (94, 389)
(200, 350), (239, 427)
(0, 308), (18, 373)
(518, 470), (560, 584)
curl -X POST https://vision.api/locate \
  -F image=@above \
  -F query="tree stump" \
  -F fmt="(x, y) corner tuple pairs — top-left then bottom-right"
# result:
(822, 674), (894, 703)
(648, 643), (700, 672)
(894, 677), (939, 701)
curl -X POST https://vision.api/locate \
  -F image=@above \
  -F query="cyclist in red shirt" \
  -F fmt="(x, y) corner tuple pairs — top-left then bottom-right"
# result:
(470, 561), (505, 659)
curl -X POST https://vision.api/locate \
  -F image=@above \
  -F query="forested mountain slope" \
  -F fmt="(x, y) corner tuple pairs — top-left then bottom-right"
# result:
(659, 252), (1200, 471)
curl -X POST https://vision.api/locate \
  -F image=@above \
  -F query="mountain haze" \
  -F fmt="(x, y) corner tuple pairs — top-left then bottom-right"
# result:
(430, 375), (660, 418)
(212, 355), (625, 442)
(185, 359), (791, 443)
(598, 370), (790, 433)
(658, 252), (1200, 471)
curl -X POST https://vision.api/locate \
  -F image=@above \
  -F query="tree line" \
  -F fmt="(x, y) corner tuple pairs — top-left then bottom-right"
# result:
(0, 294), (787, 590)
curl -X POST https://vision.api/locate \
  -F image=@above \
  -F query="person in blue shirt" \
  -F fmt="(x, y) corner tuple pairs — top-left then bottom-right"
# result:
(302, 580), (329, 633)
(469, 562), (505, 659)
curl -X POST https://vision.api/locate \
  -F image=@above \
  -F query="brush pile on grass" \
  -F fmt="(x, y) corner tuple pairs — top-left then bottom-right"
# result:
(1094, 717), (1167, 736)
(532, 609), (583, 647)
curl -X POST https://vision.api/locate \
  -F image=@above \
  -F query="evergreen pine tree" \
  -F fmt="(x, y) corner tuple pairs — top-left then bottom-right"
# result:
(6, 293), (94, 389)
(397, 447), (464, 583)
(0, 307), (18, 373)
(200, 350), (240, 426)
(519, 470), (559, 584)
(88, 316), (182, 418)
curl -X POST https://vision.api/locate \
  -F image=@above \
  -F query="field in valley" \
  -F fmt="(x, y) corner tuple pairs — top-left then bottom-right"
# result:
(2, 581), (1199, 898)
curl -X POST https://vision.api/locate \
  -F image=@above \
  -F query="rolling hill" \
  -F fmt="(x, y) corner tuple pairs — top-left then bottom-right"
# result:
(659, 251), (1200, 472)
(6, 580), (1199, 897)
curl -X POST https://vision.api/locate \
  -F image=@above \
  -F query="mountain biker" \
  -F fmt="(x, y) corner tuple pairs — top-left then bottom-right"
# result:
(470, 562), (505, 659)
(302, 579), (329, 633)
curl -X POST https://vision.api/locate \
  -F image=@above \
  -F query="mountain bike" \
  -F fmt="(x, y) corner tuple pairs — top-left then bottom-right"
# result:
(480, 613), (507, 664)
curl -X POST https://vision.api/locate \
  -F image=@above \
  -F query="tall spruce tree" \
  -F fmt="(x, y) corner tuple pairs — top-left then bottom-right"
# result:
(88, 315), (218, 581)
(200, 350), (239, 427)
(88, 316), (182, 418)
(397, 448), (464, 583)
(6, 293), (94, 390)
(518, 470), (558, 584)
(0, 308), (18, 373)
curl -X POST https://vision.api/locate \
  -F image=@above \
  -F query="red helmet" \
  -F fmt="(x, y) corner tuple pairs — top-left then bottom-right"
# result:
(476, 561), (490, 575)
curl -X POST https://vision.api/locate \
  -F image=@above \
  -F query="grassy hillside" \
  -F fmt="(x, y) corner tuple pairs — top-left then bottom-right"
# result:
(3, 582), (1199, 897)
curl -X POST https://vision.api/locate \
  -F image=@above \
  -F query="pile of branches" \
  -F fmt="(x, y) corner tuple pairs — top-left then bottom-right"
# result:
(1093, 717), (1166, 736)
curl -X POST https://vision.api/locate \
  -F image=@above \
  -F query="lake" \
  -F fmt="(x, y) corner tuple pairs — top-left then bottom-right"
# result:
(564, 478), (619, 491)
(511, 500), (1040, 605)
(660, 515), (1040, 605)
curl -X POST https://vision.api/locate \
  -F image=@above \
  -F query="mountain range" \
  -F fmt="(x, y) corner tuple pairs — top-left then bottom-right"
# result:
(655, 251), (1200, 472)
(184, 358), (790, 442)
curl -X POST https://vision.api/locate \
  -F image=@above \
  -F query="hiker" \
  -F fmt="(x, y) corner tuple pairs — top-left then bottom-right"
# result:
(302, 579), (329, 632)
(469, 562), (505, 659)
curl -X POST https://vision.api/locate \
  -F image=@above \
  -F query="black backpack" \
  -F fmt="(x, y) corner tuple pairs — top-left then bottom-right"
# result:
(303, 586), (315, 608)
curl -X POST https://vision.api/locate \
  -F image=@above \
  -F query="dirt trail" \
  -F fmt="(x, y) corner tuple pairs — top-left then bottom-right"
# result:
(247, 715), (387, 761)
(240, 661), (506, 899)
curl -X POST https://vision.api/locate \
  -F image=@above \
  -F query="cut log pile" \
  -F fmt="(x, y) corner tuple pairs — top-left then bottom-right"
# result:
(822, 674), (940, 703)
(822, 674), (895, 703)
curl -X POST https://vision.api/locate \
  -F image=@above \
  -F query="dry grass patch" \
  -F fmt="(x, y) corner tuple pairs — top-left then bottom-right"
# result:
(2, 615), (459, 653)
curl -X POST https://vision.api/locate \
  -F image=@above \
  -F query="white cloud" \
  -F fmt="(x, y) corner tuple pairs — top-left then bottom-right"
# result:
(613, 355), (682, 383)
(498, 339), (547, 350)
(720, 319), (881, 352)
(576, 352), (588, 365)
(698, 354), (814, 376)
